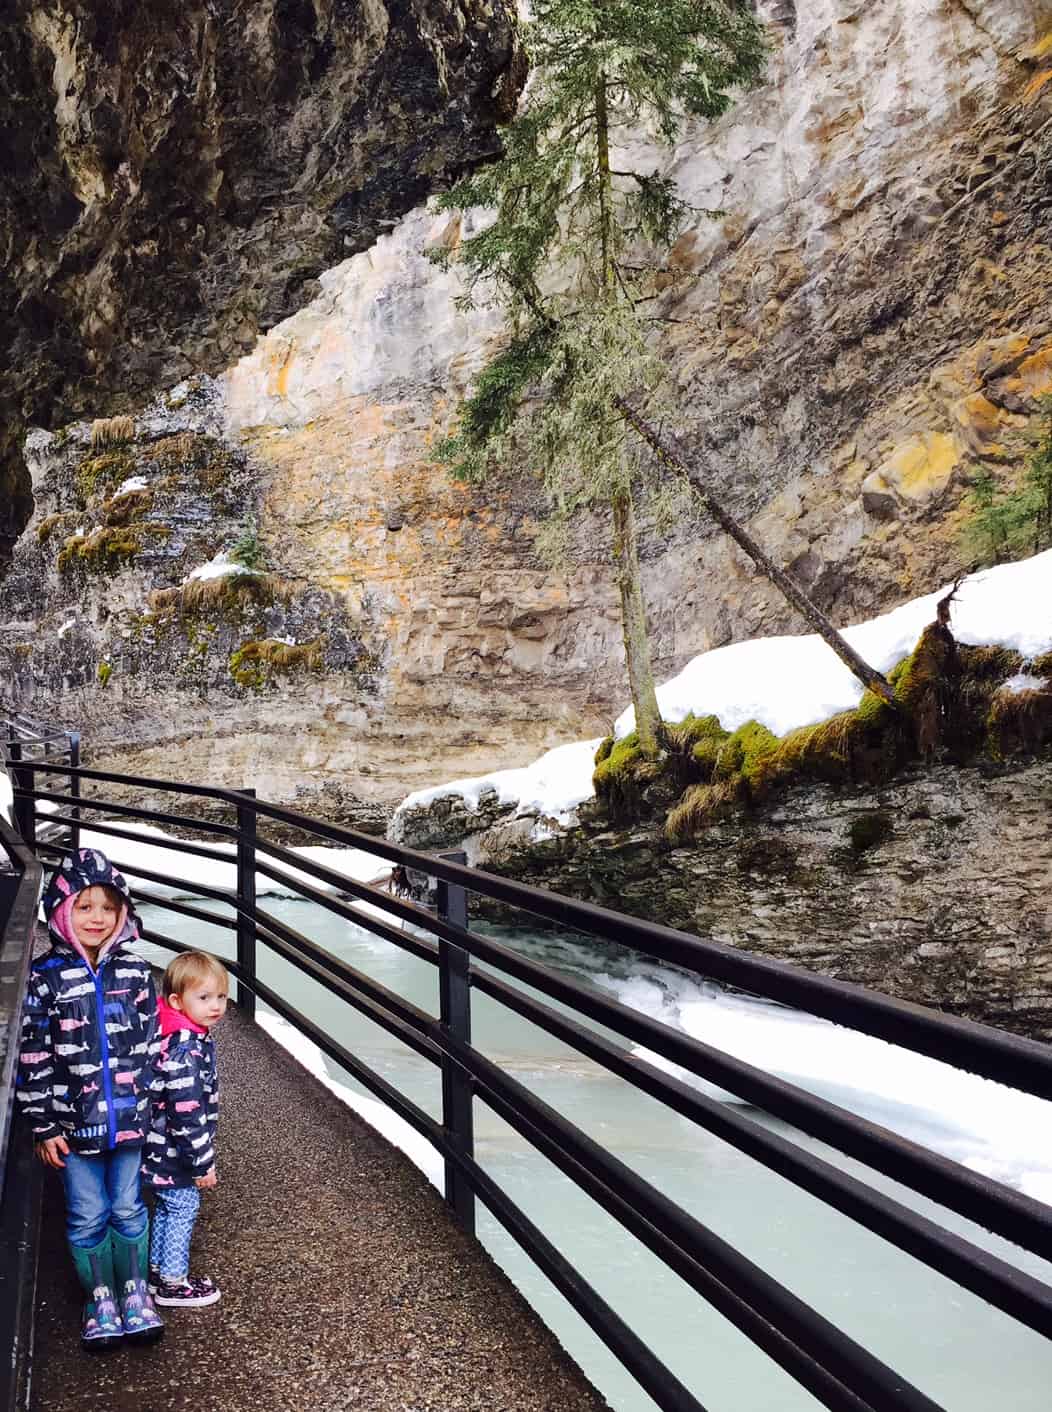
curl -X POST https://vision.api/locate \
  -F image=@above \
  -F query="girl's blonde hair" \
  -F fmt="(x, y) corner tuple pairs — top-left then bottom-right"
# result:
(163, 950), (230, 999)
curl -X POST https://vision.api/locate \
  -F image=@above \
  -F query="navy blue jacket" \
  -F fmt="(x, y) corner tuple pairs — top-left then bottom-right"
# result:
(142, 1006), (219, 1188)
(18, 879), (157, 1157)
(17, 849), (156, 1153)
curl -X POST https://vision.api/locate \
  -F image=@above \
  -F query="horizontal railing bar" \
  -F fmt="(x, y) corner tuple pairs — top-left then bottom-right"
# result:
(33, 812), (238, 865)
(250, 854), (439, 967)
(35, 803), (1052, 1262)
(447, 1142), (712, 1412)
(19, 765), (1052, 1106)
(35, 840), (238, 909)
(244, 800), (1052, 1104)
(253, 912), (441, 1066)
(19, 787), (239, 841)
(474, 970), (1052, 1339)
(449, 1032), (942, 1412)
(13, 759), (233, 801)
(456, 925), (1052, 1263)
(233, 938), (710, 1412)
(137, 893), (238, 933)
(139, 927), (207, 957)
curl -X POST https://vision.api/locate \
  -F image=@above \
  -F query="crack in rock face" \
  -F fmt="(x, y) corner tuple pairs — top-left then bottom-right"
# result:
(0, 0), (524, 569)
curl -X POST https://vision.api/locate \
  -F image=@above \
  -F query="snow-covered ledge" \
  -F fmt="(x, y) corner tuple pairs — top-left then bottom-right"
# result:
(390, 549), (1052, 850)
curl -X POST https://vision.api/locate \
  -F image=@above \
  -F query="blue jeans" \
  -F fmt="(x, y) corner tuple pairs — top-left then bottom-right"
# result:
(61, 1146), (148, 1249)
(149, 1186), (202, 1280)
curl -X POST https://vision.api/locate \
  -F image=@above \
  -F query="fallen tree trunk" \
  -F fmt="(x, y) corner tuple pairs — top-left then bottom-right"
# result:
(615, 397), (897, 706)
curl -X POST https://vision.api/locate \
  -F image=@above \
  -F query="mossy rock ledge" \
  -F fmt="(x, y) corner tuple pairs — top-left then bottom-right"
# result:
(396, 629), (1052, 1040)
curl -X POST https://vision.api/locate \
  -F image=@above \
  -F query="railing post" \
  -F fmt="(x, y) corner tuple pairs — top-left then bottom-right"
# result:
(6, 744), (33, 849)
(437, 851), (475, 1234)
(67, 731), (81, 856)
(235, 788), (257, 1019)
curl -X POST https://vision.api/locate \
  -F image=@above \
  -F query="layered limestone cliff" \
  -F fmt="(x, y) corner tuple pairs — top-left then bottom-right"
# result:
(0, 0), (522, 567)
(4, 0), (1052, 822)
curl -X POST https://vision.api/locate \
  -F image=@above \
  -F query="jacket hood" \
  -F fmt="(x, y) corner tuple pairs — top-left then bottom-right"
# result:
(42, 848), (139, 967)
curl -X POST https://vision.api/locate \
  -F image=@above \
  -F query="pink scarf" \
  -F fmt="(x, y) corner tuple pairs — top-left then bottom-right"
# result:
(157, 993), (208, 1036)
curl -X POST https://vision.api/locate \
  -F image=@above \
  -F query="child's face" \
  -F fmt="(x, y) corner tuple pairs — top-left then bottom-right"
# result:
(172, 976), (228, 1029)
(70, 886), (121, 955)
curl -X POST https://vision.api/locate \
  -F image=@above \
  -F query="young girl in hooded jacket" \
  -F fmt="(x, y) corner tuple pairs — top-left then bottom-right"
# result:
(16, 849), (165, 1351)
(142, 949), (227, 1307)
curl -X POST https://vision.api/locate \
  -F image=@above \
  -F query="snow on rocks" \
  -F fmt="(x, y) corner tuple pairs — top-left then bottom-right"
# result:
(184, 550), (259, 583)
(392, 549), (1052, 833)
(115, 474), (149, 496)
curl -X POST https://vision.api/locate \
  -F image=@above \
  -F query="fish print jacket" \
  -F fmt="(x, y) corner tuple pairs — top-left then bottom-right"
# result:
(17, 940), (158, 1153)
(142, 1001), (219, 1188)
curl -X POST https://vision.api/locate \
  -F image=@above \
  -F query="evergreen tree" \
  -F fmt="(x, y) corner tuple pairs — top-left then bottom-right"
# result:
(431, 0), (766, 754)
(963, 396), (1052, 566)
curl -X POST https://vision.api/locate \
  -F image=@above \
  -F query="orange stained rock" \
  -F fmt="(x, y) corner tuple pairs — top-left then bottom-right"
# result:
(1023, 70), (1052, 102)
(1017, 346), (1052, 400)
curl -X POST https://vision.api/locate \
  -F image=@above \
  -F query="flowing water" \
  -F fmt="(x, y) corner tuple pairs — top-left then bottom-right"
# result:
(137, 896), (1052, 1412)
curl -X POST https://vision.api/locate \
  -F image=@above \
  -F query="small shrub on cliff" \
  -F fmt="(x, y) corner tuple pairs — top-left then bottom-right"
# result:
(962, 396), (1052, 565)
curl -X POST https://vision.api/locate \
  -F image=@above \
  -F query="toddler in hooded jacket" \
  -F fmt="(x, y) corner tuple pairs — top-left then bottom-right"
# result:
(142, 949), (228, 1307)
(16, 848), (165, 1351)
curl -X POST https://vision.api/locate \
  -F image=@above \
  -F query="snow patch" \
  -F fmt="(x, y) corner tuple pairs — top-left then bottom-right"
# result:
(115, 475), (149, 496)
(57, 618), (76, 638)
(393, 550), (1052, 830)
(1000, 672), (1048, 695)
(184, 550), (259, 584)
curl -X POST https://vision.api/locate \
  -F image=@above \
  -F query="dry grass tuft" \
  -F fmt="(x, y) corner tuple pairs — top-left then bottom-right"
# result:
(149, 572), (292, 618)
(91, 415), (134, 448)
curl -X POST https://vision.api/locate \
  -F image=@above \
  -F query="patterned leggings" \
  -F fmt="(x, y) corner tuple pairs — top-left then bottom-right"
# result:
(149, 1186), (201, 1281)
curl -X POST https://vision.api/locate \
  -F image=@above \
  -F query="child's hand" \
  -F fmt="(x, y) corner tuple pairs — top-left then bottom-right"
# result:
(195, 1168), (217, 1190)
(36, 1136), (70, 1169)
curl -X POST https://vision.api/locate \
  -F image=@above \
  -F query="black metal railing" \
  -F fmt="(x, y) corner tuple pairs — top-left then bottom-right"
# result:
(0, 799), (44, 1412)
(4, 725), (1052, 1412)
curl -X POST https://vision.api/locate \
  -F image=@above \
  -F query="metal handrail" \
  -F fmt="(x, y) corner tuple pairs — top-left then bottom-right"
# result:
(0, 809), (44, 1412)
(6, 732), (1052, 1412)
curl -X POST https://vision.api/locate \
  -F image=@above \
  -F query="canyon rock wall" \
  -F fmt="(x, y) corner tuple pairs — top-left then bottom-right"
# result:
(0, 0), (522, 567)
(394, 757), (1052, 1040)
(4, 0), (1052, 820)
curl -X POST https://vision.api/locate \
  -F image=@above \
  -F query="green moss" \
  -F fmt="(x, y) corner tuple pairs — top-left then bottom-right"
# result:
(592, 731), (666, 821)
(229, 638), (324, 691)
(75, 449), (135, 504)
(1033, 651), (1052, 678)
(986, 683), (1052, 759)
(56, 523), (171, 575)
(97, 661), (112, 688)
(37, 511), (80, 545)
(714, 720), (780, 787)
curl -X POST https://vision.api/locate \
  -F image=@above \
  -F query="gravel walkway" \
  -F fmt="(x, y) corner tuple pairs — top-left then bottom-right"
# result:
(31, 1004), (611, 1412)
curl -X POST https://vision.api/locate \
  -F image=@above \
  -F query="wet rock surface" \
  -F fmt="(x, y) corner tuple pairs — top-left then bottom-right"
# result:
(399, 758), (1052, 1041)
(31, 1003), (609, 1412)
(0, 0), (522, 565)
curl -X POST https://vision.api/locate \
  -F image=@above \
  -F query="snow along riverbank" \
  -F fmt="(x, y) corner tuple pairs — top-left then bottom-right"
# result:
(391, 549), (1052, 833)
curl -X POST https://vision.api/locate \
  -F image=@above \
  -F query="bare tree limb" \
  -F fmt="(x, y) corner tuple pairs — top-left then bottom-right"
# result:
(614, 397), (898, 706)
